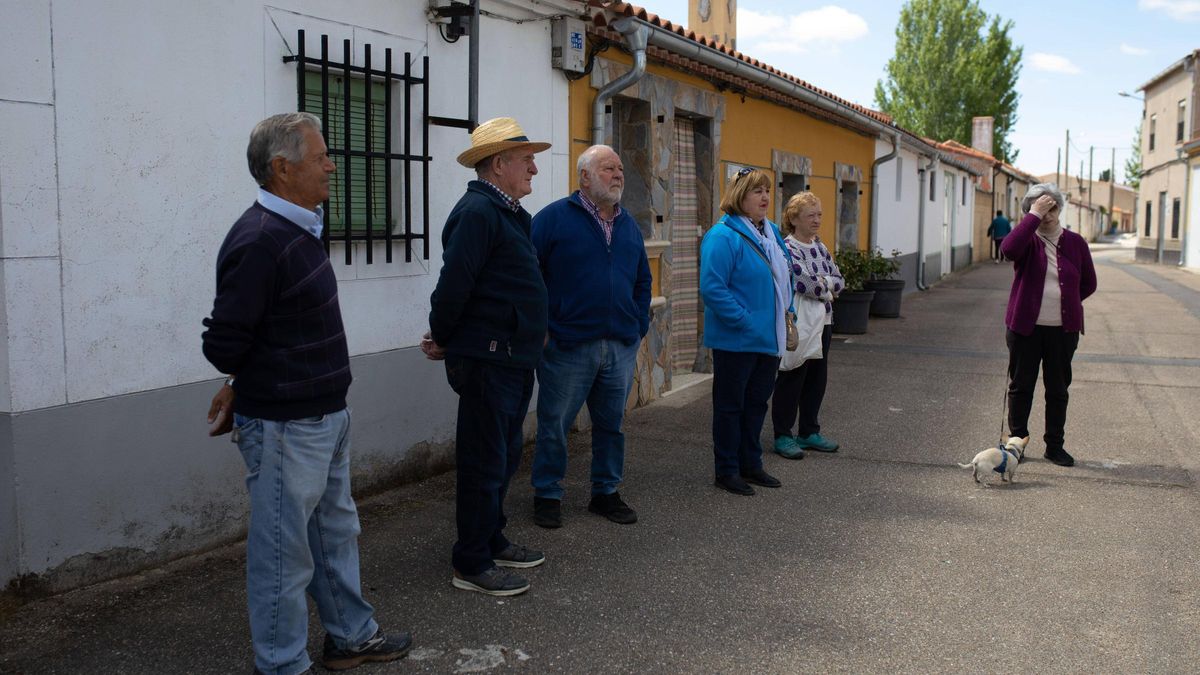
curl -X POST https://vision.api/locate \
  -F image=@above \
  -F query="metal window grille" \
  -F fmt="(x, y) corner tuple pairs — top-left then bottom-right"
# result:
(285, 30), (430, 264)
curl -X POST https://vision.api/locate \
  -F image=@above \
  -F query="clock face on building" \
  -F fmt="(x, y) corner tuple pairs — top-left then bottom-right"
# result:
(698, 0), (711, 21)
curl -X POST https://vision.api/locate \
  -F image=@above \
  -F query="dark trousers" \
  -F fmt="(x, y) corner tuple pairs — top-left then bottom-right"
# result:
(445, 356), (534, 575)
(1006, 326), (1079, 451)
(992, 238), (1004, 260)
(771, 325), (833, 438)
(711, 349), (781, 477)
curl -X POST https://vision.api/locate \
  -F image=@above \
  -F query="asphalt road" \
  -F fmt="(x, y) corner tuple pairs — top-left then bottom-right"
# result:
(2, 246), (1198, 674)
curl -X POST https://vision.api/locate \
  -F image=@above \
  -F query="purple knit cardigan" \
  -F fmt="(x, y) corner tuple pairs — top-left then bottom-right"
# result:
(999, 213), (1097, 335)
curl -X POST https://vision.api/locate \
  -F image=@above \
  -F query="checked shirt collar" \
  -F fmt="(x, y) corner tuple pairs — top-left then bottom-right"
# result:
(577, 190), (621, 246)
(480, 179), (522, 213)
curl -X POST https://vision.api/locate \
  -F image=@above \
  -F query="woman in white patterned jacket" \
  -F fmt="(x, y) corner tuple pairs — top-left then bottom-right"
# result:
(771, 191), (844, 459)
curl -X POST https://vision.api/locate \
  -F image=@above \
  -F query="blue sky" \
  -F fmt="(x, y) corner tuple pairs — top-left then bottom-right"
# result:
(630, 0), (1200, 181)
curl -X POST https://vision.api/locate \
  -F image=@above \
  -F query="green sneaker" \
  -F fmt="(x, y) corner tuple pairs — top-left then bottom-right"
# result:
(773, 435), (805, 459)
(797, 433), (838, 452)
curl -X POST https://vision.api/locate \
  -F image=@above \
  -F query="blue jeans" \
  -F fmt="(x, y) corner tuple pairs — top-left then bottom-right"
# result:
(711, 350), (781, 477)
(445, 356), (535, 576)
(234, 409), (377, 675)
(532, 337), (640, 500)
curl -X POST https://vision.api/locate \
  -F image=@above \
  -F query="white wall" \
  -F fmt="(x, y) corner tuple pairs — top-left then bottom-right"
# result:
(1188, 164), (1200, 268)
(873, 140), (921, 256)
(0, 0), (570, 584)
(0, 0), (569, 412)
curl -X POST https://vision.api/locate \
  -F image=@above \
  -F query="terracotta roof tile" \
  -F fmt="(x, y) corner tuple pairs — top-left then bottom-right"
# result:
(588, 1), (893, 126)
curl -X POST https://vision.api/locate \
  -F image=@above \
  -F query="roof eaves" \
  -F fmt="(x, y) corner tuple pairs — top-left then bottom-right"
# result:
(589, 2), (893, 126)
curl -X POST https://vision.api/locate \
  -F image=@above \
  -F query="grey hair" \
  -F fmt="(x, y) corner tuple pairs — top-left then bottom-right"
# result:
(246, 112), (323, 186)
(1021, 182), (1065, 214)
(576, 144), (616, 179)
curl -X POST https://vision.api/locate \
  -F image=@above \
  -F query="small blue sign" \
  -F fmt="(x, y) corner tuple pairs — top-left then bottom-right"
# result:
(570, 31), (583, 50)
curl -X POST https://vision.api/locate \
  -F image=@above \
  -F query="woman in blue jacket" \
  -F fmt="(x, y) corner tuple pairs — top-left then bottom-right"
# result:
(700, 168), (793, 495)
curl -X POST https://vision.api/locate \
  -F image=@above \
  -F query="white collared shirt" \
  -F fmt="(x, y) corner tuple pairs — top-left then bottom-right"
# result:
(257, 188), (325, 239)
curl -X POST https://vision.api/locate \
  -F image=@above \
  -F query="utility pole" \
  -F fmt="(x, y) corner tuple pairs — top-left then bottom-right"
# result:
(1056, 148), (1061, 186)
(1089, 145), (1099, 208)
(1064, 130), (1070, 194)
(1108, 148), (1116, 234)
(1088, 146), (1094, 235)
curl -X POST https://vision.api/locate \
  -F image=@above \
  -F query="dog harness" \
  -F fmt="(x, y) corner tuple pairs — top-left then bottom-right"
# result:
(993, 443), (1009, 474)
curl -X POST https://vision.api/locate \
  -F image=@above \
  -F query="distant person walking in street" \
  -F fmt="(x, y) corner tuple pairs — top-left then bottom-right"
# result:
(202, 112), (410, 674)
(529, 145), (652, 528)
(1001, 183), (1097, 467)
(988, 210), (1012, 263)
(423, 117), (550, 596)
(771, 192), (843, 460)
(700, 168), (793, 496)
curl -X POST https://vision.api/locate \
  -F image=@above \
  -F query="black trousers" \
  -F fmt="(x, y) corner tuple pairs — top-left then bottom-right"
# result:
(711, 349), (780, 477)
(445, 356), (534, 575)
(1006, 326), (1079, 451)
(992, 238), (1004, 260)
(771, 325), (833, 438)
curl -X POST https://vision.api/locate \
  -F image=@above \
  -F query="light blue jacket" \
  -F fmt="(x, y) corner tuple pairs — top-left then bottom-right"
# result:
(700, 214), (793, 354)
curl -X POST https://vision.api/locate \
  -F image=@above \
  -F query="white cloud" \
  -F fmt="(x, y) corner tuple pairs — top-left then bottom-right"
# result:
(1120, 43), (1150, 56)
(738, 5), (868, 54)
(1029, 52), (1081, 75)
(1138, 0), (1200, 21)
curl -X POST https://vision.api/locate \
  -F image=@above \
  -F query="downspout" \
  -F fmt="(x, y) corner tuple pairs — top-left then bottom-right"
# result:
(592, 18), (649, 145)
(468, 0), (479, 129)
(870, 131), (901, 252)
(1181, 149), (1191, 267)
(916, 153), (939, 290)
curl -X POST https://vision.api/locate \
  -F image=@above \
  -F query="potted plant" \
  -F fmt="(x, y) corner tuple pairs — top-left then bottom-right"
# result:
(831, 247), (875, 335)
(863, 248), (906, 318)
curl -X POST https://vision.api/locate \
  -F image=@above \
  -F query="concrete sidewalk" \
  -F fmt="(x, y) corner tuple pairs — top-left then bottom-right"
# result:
(2, 248), (1198, 673)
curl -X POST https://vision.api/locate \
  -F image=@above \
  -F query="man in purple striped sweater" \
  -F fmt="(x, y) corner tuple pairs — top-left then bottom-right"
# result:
(203, 113), (409, 675)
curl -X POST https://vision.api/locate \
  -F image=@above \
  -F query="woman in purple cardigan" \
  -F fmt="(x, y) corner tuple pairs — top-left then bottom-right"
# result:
(1000, 184), (1097, 466)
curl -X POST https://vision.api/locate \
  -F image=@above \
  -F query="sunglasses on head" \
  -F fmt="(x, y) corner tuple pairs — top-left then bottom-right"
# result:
(736, 167), (753, 178)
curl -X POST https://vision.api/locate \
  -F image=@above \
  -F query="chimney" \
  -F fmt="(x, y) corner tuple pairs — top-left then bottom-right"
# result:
(971, 116), (994, 157)
(690, 0), (737, 50)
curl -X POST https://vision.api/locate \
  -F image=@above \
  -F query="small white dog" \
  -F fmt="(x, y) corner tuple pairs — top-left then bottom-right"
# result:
(959, 436), (1028, 485)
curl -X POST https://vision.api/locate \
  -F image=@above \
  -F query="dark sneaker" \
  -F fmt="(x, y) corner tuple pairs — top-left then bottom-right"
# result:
(714, 474), (755, 496)
(1044, 447), (1075, 467)
(740, 469), (782, 488)
(321, 629), (412, 671)
(452, 566), (530, 596)
(493, 543), (545, 568)
(588, 491), (638, 524)
(533, 497), (562, 528)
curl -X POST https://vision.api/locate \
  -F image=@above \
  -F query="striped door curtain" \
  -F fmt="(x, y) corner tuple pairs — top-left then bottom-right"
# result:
(671, 119), (701, 373)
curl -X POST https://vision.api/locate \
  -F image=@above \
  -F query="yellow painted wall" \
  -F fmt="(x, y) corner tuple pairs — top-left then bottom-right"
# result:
(567, 47), (876, 249)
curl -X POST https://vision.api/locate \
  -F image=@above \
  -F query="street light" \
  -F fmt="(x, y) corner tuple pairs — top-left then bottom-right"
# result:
(1118, 91), (1145, 101)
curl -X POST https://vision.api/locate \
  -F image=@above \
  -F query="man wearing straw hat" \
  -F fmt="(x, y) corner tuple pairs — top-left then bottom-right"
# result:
(422, 117), (551, 596)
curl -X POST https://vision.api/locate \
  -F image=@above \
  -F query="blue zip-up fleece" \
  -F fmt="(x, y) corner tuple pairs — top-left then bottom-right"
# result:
(428, 181), (548, 369)
(700, 213), (792, 354)
(531, 192), (652, 346)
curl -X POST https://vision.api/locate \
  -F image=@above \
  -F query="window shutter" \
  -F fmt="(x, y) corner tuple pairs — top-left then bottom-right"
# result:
(304, 73), (389, 233)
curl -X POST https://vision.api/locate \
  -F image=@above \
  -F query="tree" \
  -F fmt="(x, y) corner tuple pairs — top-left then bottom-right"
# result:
(875, 0), (1023, 163)
(1098, 169), (1112, 182)
(1124, 121), (1142, 189)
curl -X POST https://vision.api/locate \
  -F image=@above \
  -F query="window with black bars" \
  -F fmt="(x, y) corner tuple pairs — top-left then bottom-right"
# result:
(285, 30), (430, 264)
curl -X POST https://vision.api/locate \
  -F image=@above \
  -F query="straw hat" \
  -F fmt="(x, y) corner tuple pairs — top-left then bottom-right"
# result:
(456, 117), (551, 168)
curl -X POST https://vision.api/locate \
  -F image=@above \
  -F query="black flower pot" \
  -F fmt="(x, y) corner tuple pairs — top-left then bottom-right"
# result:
(864, 278), (906, 318)
(831, 290), (875, 334)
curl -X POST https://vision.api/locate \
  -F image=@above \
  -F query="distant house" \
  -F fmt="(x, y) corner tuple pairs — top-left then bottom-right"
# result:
(1134, 50), (1198, 266)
